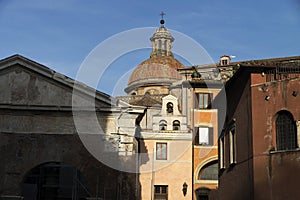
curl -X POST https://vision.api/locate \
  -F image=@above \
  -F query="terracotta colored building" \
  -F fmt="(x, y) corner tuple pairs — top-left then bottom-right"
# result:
(178, 63), (232, 200)
(215, 56), (300, 200)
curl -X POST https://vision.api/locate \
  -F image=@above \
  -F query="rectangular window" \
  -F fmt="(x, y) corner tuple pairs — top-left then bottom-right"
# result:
(222, 59), (228, 65)
(156, 143), (167, 160)
(219, 137), (225, 169)
(196, 127), (214, 146)
(194, 93), (212, 109)
(154, 185), (168, 200)
(229, 126), (237, 165)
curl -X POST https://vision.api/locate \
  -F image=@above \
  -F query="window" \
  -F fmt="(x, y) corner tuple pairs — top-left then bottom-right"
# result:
(156, 143), (167, 160)
(172, 120), (180, 130)
(222, 59), (228, 65)
(195, 93), (212, 109)
(198, 161), (218, 180)
(229, 126), (236, 165)
(195, 127), (214, 146)
(276, 111), (297, 150)
(219, 137), (225, 169)
(166, 102), (173, 113)
(159, 120), (167, 131)
(154, 185), (168, 200)
(164, 40), (167, 54)
(158, 40), (162, 54)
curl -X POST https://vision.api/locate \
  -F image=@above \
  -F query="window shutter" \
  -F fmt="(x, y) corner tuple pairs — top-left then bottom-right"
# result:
(209, 127), (214, 145)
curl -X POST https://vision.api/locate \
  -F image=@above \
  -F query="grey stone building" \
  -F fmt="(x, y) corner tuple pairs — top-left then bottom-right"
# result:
(0, 55), (144, 200)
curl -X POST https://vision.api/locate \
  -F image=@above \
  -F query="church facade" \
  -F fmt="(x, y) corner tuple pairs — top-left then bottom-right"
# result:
(119, 20), (193, 200)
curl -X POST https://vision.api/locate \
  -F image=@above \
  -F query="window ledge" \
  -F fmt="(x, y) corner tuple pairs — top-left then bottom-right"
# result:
(155, 159), (169, 162)
(193, 109), (218, 112)
(195, 180), (218, 185)
(270, 148), (300, 154)
(194, 145), (217, 149)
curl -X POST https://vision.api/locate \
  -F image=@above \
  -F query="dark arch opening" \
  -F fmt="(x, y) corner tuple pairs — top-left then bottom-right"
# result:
(159, 120), (167, 131)
(172, 120), (180, 130)
(22, 162), (90, 200)
(195, 187), (211, 200)
(166, 102), (173, 114)
(198, 160), (218, 181)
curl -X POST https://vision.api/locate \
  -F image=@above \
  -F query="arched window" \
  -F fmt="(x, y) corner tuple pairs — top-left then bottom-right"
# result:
(22, 162), (90, 199)
(166, 102), (173, 114)
(198, 160), (218, 180)
(276, 111), (297, 150)
(159, 120), (167, 131)
(173, 120), (180, 130)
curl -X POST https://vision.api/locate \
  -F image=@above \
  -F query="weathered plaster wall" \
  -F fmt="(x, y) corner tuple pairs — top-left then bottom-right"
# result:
(251, 76), (300, 199)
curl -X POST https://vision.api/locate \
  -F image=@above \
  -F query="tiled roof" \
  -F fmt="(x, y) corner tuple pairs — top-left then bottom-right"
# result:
(128, 56), (184, 85)
(129, 94), (163, 107)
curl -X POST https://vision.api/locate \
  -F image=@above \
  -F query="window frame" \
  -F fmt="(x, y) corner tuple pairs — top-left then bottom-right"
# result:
(194, 93), (213, 109)
(229, 125), (237, 165)
(276, 111), (297, 151)
(154, 185), (168, 200)
(158, 40), (162, 54)
(222, 59), (228, 65)
(198, 160), (218, 181)
(219, 137), (225, 170)
(195, 126), (214, 146)
(156, 142), (168, 160)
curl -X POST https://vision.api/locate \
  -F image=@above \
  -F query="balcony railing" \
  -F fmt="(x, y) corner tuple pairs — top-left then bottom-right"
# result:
(266, 66), (300, 82)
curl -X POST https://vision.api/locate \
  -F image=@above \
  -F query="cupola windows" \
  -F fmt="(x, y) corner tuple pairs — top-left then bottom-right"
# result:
(150, 21), (174, 57)
(158, 40), (162, 54)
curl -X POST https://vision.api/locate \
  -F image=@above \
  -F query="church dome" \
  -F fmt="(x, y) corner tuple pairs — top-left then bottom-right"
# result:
(128, 56), (184, 85)
(125, 18), (184, 95)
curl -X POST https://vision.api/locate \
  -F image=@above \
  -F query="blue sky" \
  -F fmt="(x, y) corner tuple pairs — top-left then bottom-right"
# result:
(0, 0), (299, 95)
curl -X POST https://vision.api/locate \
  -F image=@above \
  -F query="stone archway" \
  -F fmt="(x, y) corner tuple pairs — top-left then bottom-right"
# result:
(22, 162), (90, 200)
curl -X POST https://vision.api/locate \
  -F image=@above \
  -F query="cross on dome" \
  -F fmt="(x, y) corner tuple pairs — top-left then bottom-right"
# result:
(160, 11), (166, 26)
(160, 11), (166, 19)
